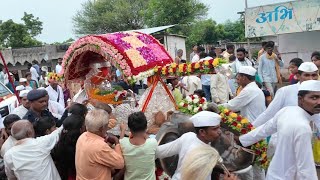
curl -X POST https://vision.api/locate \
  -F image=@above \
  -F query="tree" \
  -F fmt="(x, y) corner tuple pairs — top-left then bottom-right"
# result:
(145, 0), (208, 27)
(21, 12), (43, 37)
(0, 13), (43, 48)
(52, 38), (75, 45)
(73, 0), (148, 35)
(186, 19), (224, 48)
(222, 20), (246, 42)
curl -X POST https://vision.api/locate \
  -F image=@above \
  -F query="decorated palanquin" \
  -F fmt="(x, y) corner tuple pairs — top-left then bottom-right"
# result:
(62, 31), (270, 179)
(62, 31), (228, 131)
(61, 32), (180, 132)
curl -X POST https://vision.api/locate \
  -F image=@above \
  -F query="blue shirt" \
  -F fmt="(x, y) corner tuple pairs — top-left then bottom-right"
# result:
(201, 75), (211, 86)
(258, 54), (283, 83)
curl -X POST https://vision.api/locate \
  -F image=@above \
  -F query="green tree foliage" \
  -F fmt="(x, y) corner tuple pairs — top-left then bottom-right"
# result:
(52, 38), (75, 45)
(21, 12), (43, 37)
(186, 19), (224, 47)
(73, 0), (147, 35)
(0, 13), (42, 48)
(222, 20), (246, 42)
(145, 0), (208, 27)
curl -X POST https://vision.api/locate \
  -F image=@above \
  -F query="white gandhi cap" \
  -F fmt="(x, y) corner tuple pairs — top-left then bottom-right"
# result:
(298, 62), (318, 72)
(16, 85), (25, 91)
(190, 111), (221, 127)
(19, 78), (27, 83)
(238, 66), (256, 76)
(299, 80), (320, 92)
(19, 90), (30, 97)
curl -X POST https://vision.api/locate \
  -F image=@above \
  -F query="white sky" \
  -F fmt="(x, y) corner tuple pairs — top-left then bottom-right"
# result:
(0, 0), (292, 43)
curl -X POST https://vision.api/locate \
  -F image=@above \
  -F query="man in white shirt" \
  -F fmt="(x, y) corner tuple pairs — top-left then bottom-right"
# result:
(28, 63), (39, 84)
(46, 79), (65, 108)
(191, 46), (204, 63)
(221, 66), (266, 180)
(181, 76), (202, 96)
(156, 111), (223, 180)
(221, 66), (266, 123)
(239, 80), (320, 180)
(252, 62), (319, 159)
(190, 45), (197, 62)
(0, 114), (20, 157)
(55, 58), (63, 74)
(38, 87), (65, 119)
(230, 48), (253, 78)
(4, 120), (63, 180)
(210, 71), (233, 104)
(18, 78), (32, 91)
(10, 90), (30, 119)
(253, 62), (319, 127)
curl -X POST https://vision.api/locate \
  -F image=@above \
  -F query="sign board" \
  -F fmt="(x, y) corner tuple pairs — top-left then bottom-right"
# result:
(245, 0), (320, 38)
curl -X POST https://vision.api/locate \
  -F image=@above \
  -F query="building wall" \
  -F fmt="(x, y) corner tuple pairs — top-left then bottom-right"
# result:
(164, 35), (187, 61)
(278, 31), (320, 64)
(0, 45), (67, 79)
(276, 31), (320, 78)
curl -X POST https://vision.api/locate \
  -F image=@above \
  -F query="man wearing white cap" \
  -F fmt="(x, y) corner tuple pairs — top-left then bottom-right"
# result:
(221, 66), (266, 180)
(221, 66), (266, 123)
(253, 62), (319, 127)
(239, 80), (320, 180)
(156, 111), (222, 180)
(10, 90), (30, 119)
(19, 78), (32, 91)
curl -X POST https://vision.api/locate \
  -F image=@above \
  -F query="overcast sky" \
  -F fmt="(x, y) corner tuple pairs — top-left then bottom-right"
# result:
(0, 0), (291, 43)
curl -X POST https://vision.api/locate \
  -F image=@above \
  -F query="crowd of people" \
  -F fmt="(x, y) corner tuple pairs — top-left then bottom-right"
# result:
(0, 41), (318, 180)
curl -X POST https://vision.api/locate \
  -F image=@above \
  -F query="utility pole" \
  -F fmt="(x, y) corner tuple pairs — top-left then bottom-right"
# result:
(245, 0), (252, 59)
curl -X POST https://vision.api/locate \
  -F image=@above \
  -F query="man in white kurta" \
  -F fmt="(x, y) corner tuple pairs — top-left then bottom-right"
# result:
(48, 100), (65, 119)
(253, 62), (319, 127)
(46, 80), (65, 108)
(156, 111), (222, 180)
(252, 62), (319, 156)
(11, 90), (30, 119)
(210, 72), (233, 104)
(29, 64), (39, 84)
(181, 76), (202, 96)
(221, 66), (266, 123)
(239, 80), (320, 180)
(4, 120), (63, 180)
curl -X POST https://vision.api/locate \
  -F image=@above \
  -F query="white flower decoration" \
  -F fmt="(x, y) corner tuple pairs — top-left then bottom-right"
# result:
(188, 105), (193, 110)
(186, 96), (192, 103)
(193, 98), (199, 104)
(193, 107), (199, 113)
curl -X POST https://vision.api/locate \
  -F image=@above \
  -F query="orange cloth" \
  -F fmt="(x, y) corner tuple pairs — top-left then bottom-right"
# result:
(257, 49), (265, 60)
(75, 132), (124, 180)
(236, 86), (243, 96)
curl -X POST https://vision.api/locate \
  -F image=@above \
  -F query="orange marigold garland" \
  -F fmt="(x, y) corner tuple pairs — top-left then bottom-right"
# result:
(88, 85), (127, 105)
(155, 57), (226, 77)
(219, 106), (270, 169)
(47, 72), (63, 82)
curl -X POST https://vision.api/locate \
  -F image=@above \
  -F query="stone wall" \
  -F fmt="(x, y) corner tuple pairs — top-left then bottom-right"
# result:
(0, 45), (68, 79)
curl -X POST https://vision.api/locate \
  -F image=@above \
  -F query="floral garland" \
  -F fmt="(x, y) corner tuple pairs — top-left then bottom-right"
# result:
(91, 85), (127, 104)
(178, 95), (208, 115)
(47, 72), (63, 82)
(154, 58), (226, 77)
(219, 107), (269, 169)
